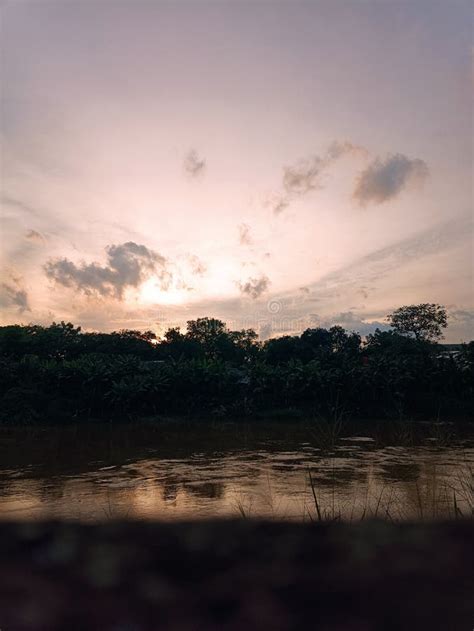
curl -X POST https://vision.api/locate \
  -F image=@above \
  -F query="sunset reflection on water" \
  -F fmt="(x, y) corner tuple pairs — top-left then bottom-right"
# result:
(0, 422), (472, 522)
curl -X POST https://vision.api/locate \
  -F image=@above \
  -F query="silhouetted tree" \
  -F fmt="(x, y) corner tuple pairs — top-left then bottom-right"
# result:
(159, 327), (204, 360)
(186, 318), (234, 360)
(387, 304), (448, 342)
(1, 308), (472, 423)
(80, 329), (156, 358)
(183, 318), (259, 362)
(0, 322), (82, 359)
(264, 327), (361, 364)
(365, 329), (430, 357)
(299, 328), (333, 360)
(263, 335), (300, 364)
(0, 325), (29, 358)
(230, 329), (260, 362)
(328, 326), (361, 355)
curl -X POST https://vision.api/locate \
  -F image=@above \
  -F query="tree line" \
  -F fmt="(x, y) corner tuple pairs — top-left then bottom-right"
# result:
(0, 304), (472, 423)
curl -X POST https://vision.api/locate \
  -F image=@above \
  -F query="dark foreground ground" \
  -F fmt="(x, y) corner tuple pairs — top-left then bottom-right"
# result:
(0, 519), (472, 631)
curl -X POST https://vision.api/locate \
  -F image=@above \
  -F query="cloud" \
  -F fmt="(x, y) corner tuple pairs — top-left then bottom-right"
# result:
(282, 156), (325, 196)
(238, 223), (253, 246)
(357, 286), (370, 300)
(450, 309), (474, 325)
(25, 229), (45, 243)
(449, 309), (474, 335)
(274, 140), (366, 214)
(184, 149), (206, 177)
(310, 311), (389, 336)
(353, 153), (429, 206)
(442, 309), (474, 342)
(325, 140), (367, 161)
(264, 193), (290, 216)
(238, 274), (271, 299)
(258, 322), (273, 341)
(1, 195), (39, 217)
(248, 214), (472, 341)
(0, 281), (30, 313)
(45, 241), (171, 299)
(186, 254), (207, 276)
(319, 213), (472, 288)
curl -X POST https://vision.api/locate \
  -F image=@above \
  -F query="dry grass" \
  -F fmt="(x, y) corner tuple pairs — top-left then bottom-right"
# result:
(303, 459), (473, 523)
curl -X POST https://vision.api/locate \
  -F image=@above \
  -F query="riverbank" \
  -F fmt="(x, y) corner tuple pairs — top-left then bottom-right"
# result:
(0, 518), (472, 630)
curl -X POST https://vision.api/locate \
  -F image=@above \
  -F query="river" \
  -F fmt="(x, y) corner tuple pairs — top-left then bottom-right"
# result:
(0, 420), (472, 521)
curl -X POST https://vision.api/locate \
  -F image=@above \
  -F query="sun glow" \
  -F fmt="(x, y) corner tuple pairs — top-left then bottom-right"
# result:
(200, 260), (244, 299)
(138, 258), (248, 307)
(139, 279), (191, 306)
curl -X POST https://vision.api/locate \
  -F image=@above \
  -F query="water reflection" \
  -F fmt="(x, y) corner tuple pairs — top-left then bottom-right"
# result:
(0, 421), (472, 521)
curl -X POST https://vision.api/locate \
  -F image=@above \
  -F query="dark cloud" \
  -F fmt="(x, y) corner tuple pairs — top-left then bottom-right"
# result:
(238, 274), (271, 299)
(238, 223), (253, 246)
(0, 282), (30, 312)
(274, 140), (365, 214)
(184, 149), (206, 177)
(353, 153), (428, 206)
(45, 241), (170, 299)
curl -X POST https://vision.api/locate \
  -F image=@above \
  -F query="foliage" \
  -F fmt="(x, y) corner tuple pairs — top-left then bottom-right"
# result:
(0, 306), (472, 423)
(387, 303), (448, 342)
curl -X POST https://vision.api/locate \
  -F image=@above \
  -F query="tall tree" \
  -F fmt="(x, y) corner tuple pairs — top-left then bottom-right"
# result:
(387, 304), (447, 342)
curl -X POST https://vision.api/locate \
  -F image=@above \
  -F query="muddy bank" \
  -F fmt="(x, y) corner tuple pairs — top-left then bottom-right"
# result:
(0, 519), (472, 630)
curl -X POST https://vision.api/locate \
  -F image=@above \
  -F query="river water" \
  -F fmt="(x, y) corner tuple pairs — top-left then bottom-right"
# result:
(0, 420), (472, 521)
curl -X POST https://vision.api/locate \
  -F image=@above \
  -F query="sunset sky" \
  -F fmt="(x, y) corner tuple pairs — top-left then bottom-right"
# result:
(1, 1), (472, 341)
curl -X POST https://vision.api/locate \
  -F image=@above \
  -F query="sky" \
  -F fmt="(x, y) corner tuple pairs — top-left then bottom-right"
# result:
(1, 0), (472, 341)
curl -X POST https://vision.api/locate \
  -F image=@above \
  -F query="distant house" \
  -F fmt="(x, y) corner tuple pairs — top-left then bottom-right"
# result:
(436, 344), (463, 360)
